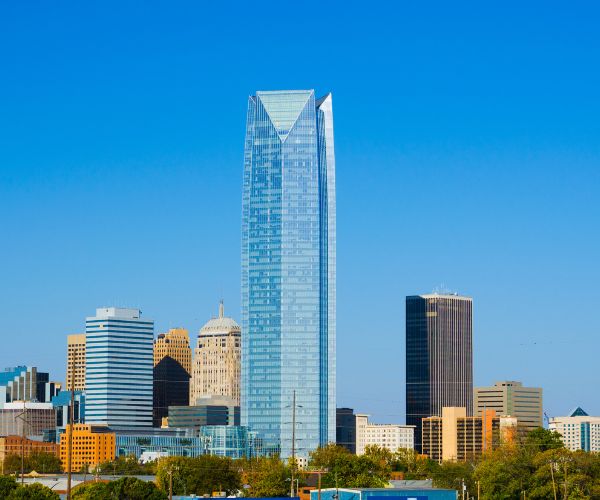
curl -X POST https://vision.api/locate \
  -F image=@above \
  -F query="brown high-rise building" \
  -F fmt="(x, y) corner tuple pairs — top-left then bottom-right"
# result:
(153, 328), (192, 427)
(66, 334), (86, 391)
(406, 293), (473, 453)
(190, 301), (241, 405)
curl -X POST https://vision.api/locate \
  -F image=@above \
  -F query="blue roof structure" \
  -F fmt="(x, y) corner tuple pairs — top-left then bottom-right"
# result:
(0, 366), (28, 386)
(568, 407), (589, 417)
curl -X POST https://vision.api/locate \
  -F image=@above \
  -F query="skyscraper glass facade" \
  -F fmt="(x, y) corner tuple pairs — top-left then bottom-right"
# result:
(85, 308), (154, 428)
(406, 294), (473, 453)
(241, 90), (336, 457)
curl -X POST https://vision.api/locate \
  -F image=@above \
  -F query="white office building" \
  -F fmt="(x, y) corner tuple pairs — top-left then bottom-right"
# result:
(549, 407), (600, 452)
(355, 414), (415, 455)
(85, 307), (154, 428)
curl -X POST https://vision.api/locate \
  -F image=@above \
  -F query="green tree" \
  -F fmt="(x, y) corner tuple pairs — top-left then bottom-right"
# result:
(391, 448), (439, 480)
(528, 448), (600, 499)
(309, 444), (390, 488)
(473, 446), (533, 500)
(93, 454), (156, 476)
(240, 456), (292, 497)
(28, 451), (62, 473)
(71, 481), (113, 500)
(109, 476), (167, 500)
(0, 476), (18, 497)
(523, 428), (564, 453)
(7, 483), (60, 499)
(3, 454), (27, 475)
(156, 455), (241, 496)
(431, 460), (475, 495)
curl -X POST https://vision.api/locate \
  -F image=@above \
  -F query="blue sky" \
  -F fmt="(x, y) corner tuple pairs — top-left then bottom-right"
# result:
(1, 2), (599, 421)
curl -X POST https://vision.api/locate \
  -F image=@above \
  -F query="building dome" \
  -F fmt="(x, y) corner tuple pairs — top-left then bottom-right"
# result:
(199, 301), (241, 336)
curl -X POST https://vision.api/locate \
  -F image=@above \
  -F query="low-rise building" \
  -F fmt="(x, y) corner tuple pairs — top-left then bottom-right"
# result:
(59, 424), (115, 472)
(549, 407), (600, 452)
(0, 402), (56, 437)
(312, 487), (456, 500)
(355, 414), (414, 455)
(168, 396), (239, 430)
(0, 436), (60, 470)
(422, 407), (516, 462)
(199, 425), (261, 458)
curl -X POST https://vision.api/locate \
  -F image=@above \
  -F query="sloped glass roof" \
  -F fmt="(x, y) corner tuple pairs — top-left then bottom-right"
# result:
(256, 90), (313, 141)
(569, 406), (589, 417)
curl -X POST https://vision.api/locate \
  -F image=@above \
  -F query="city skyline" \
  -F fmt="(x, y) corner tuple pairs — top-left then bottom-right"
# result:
(1, 2), (600, 423)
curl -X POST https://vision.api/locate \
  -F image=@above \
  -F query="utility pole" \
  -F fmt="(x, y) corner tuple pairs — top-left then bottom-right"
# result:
(67, 356), (76, 499)
(19, 402), (26, 485)
(291, 390), (296, 498)
(549, 462), (557, 500)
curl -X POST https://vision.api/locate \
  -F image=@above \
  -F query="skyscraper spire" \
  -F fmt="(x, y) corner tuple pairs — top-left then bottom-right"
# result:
(219, 299), (224, 319)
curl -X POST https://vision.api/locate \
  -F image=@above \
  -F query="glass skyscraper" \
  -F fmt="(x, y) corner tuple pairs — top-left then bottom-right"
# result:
(241, 90), (336, 458)
(85, 307), (154, 428)
(406, 294), (473, 453)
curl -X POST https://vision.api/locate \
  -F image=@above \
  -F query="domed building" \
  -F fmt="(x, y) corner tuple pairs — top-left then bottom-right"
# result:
(190, 301), (241, 405)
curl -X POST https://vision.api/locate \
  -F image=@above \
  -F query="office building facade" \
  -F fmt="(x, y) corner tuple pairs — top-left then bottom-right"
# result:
(190, 302), (241, 405)
(355, 414), (414, 455)
(85, 307), (154, 428)
(336, 408), (357, 453)
(406, 293), (473, 452)
(0, 366), (56, 404)
(549, 407), (600, 452)
(0, 402), (56, 437)
(60, 424), (116, 472)
(66, 334), (86, 391)
(422, 407), (512, 463)
(168, 396), (240, 430)
(242, 89), (336, 457)
(474, 380), (543, 436)
(153, 328), (192, 426)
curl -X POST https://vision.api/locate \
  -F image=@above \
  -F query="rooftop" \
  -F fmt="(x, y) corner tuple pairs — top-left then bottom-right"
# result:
(199, 301), (240, 336)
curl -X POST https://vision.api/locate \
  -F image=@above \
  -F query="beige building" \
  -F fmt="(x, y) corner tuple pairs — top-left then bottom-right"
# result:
(190, 301), (241, 405)
(549, 407), (600, 452)
(422, 406), (516, 463)
(154, 328), (192, 373)
(66, 334), (86, 391)
(355, 414), (414, 455)
(474, 381), (542, 435)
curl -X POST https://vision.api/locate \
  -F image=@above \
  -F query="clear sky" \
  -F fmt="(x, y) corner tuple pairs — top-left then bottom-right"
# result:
(1, 2), (599, 421)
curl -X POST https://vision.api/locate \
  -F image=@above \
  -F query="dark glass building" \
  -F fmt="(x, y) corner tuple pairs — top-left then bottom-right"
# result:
(336, 408), (356, 453)
(406, 293), (473, 453)
(153, 357), (190, 427)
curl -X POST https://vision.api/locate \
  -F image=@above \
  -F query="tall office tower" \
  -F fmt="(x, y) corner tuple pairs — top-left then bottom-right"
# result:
(406, 293), (473, 453)
(85, 307), (154, 428)
(66, 334), (86, 391)
(153, 328), (192, 427)
(190, 302), (241, 405)
(241, 90), (336, 458)
(474, 381), (543, 436)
